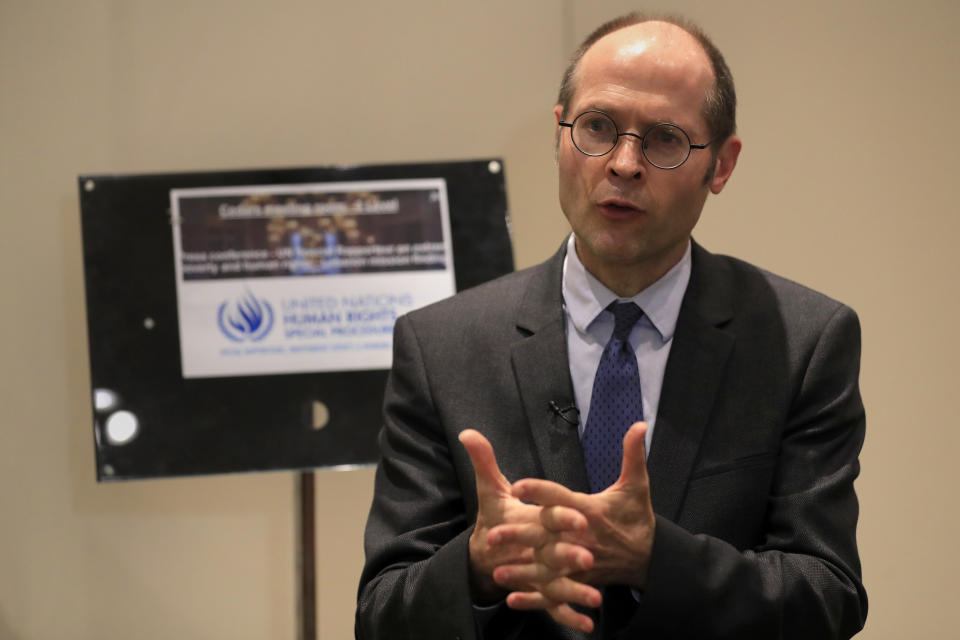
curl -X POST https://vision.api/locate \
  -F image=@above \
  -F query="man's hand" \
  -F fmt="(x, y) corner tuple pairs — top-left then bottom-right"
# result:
(488, 422), (656, 632)
(458, 429), (542, 604)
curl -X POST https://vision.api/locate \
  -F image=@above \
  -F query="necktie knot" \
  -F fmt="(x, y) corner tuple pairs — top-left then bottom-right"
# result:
(608, 301), (643, 342)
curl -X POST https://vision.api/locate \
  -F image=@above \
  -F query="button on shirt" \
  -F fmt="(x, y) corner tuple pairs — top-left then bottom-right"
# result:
(561, 234), (692, 455)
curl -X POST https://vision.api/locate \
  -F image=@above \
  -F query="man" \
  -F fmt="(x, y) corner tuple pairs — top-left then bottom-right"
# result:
(357, 11), (867, 640)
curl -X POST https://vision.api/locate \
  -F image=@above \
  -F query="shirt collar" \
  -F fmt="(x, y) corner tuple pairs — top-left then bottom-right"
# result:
(561, 233), (691, 340)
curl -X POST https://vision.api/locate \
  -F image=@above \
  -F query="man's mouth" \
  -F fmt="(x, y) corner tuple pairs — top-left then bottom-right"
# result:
(597, 198), (644, 217)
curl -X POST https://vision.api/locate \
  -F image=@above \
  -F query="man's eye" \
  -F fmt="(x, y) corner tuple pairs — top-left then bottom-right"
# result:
(651, 126), (682, 146)
(580, 116), (614, 135)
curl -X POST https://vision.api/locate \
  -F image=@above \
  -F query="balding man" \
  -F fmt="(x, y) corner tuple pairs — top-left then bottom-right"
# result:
(357, 12), (866, 640)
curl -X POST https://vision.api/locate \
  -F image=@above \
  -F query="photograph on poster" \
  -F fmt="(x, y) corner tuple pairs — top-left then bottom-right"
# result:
(170, 178), (455, 379)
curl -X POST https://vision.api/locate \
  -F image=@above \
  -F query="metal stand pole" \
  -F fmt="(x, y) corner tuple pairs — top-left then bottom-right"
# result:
(296, 471), (317, 640)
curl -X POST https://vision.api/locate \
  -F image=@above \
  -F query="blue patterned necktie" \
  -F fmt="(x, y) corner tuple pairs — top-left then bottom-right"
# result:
(582, 301), (644, 493)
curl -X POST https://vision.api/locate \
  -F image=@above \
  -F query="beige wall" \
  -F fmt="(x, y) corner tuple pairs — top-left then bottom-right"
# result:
(1, 1), (956, 638)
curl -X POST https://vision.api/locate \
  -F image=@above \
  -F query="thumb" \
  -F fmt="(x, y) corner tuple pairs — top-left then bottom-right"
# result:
(615, 421), (650, 489)
(459, 429), (509, 496)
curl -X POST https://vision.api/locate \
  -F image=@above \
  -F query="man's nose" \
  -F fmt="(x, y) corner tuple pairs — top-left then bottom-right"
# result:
(606, 133), (646, 179)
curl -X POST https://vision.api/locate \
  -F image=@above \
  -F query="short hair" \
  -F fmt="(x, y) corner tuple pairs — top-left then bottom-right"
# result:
(556, 11), (737, 144)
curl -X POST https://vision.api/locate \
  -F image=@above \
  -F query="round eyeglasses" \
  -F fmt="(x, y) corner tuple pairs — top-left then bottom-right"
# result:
(558, 110), (713, 170)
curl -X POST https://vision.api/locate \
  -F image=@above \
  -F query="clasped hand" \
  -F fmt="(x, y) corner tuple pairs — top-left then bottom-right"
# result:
(459, 423), (655, 634)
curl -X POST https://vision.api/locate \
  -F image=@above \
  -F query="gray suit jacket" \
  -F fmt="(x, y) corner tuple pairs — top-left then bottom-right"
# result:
(356, 241), (867, 639)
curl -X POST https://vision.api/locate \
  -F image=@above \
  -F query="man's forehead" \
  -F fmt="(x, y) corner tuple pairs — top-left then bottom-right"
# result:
(576, 21), (713, 97)
(594, 20), (706, 60)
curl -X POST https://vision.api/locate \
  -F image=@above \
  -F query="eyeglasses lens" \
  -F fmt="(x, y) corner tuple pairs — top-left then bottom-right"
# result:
(571, 112), (692, 169)
(642, 124), (690, 169)
(571, 112), (618, 156)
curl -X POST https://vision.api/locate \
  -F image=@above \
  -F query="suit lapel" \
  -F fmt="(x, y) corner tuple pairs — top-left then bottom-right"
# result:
(508, 241), (737, 506)
(646, 242), (735, 521)
(510, 246), (591, 493)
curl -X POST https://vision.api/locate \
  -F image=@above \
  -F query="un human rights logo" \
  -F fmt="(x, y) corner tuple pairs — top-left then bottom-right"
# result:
(217, 289), (275, 342)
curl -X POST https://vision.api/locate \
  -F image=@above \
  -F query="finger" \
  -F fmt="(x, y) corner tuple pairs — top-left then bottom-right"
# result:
(538, 541), (594, 574)
(505, 576), (603, 611)
(491, 544), (589, 588)
(512, 478), (591, 512)
(540, 505), (588, 533)
(459, 429), (509, 494)
(539, 576), (603, 610)
(548, 602), (596, 634)
(493, 561), (558, 588)
(504, 590), (552, 609)
(615, 421), (650, 489)
(506, 594), (595, 633)
(487, 522), (546, 548)
(480, 535), (537, 566)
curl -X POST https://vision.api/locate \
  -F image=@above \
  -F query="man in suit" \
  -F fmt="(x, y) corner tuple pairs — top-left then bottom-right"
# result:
(356, 11), (867, 640)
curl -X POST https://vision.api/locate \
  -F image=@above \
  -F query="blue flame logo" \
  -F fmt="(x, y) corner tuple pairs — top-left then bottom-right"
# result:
(217, 289), (274, 342)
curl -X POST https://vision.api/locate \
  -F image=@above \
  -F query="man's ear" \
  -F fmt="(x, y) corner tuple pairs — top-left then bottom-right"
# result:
(709, 135), (741, 194)
(553, 105), (564, 147)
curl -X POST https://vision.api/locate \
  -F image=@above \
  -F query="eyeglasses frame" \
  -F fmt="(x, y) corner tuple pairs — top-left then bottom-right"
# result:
(558, 109), (714, 170)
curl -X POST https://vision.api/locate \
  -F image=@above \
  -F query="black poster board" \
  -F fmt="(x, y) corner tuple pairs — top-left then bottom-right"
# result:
(79, 160), (513, 480)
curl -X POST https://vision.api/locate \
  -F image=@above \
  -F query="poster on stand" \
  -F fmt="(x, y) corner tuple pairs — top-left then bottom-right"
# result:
(171, 179), (455, 378)
(78, 160), (512, 480)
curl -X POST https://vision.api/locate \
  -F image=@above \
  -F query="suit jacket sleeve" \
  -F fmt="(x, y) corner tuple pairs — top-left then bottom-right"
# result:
(356, 255), (584, 640)
(355, 312), (481, 640)
(614, 300), (868, 639)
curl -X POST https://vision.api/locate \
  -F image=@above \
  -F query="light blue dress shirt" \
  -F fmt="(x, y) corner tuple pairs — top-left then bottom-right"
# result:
(561, 234), (692, 455)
